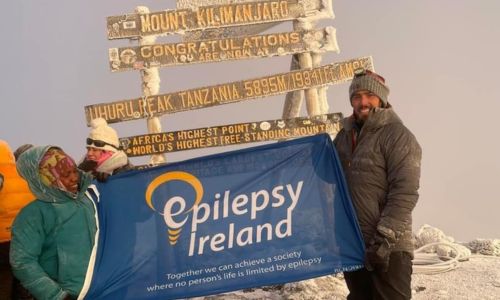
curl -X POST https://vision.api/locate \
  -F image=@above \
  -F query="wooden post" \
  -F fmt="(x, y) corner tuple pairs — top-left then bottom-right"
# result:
(281, 54), (303, 119)
(136, 6), (166, 165)
(282, 7), (338, 120)
(282, 19), (319, 119)
(311, 52), (328, 121)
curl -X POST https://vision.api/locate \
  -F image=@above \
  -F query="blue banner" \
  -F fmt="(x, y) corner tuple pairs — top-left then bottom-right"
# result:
(81, 134), (364, 300)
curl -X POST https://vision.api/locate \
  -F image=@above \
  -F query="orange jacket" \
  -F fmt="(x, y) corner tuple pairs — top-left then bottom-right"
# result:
(0, 140), (34, 242)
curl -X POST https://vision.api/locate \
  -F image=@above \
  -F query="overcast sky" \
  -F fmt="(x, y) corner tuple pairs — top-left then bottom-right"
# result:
(1, 0), (499, 241)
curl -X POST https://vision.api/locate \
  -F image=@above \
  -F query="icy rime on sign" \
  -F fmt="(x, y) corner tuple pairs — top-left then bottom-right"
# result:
(119, 113), (342, 156)
(108, 27), (338, 72)
(86, 57), (373, 125)
(176, 0), (334, 40)
(107, 0), (333, 39)
(96, 0), (364, 160)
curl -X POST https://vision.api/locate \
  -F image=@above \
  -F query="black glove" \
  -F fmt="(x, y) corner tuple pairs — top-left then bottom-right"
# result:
(94, 172), (110, 183)
(78, 159), (98, 172)
(63, 294), (75, 300)
(365, 226), (397, 272)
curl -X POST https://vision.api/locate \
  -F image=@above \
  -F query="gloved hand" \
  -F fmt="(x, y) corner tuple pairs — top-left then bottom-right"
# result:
(63, 293), (75, 300)
(78, 159), (98, 172)
(365, 226), (397, 272)
(94, 172), (110, 183)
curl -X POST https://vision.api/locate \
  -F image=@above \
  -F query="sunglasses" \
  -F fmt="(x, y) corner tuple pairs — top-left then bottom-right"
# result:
(86, 138), (120, 150)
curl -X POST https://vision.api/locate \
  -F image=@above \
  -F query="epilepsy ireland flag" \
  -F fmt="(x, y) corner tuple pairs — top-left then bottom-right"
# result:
(80, 134), (364, 300)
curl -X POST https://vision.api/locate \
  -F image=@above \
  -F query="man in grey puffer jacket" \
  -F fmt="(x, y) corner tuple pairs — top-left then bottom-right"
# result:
(334, 69), (421, 300)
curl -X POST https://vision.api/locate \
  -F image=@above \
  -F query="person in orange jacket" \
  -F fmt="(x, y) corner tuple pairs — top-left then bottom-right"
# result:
(0, 140), (35, 299)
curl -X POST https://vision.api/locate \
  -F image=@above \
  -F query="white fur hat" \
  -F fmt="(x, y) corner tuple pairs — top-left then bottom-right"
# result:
(87, 118), (120, 152)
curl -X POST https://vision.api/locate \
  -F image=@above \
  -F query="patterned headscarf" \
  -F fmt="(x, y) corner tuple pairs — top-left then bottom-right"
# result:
(39, 148), (77, 192)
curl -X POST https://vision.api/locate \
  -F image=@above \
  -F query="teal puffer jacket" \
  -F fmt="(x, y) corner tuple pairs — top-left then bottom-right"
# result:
(10, 146), (97, 300)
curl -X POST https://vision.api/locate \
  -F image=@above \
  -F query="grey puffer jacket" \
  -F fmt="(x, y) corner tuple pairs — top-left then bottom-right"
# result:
(334, 107), (421, 254)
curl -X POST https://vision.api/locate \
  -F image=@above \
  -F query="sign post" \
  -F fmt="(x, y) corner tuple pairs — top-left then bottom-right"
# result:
(136, 6), (166, 165)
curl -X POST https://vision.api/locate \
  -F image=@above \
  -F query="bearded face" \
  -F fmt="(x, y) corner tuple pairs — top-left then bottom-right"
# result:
(351, 90), (382, 123)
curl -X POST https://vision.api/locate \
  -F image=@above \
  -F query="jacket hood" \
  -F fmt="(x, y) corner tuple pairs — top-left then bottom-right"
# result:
(16, 145), (92, 203)
(342, 106), (403, 132)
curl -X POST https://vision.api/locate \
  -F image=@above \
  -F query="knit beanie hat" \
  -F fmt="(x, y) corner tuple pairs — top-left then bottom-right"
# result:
(349, 69), (390, 107)
(87, 118), (120, 152)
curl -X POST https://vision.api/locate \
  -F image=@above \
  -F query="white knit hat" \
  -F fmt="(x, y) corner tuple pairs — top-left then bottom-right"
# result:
(87, 118), (120, 152)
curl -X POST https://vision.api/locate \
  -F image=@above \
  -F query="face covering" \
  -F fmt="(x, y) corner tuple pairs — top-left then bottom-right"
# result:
(39, 148), (79, 194)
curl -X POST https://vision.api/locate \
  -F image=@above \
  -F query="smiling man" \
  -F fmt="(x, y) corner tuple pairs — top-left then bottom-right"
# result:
(334, 69), (422, 299)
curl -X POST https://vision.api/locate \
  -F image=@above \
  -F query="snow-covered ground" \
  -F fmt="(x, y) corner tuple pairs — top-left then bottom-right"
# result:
(192, 226), (500, 300)
(413, 255), (500, 299)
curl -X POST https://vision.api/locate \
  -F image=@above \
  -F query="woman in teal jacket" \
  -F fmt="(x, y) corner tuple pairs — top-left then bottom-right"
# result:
(10, 146), (98, 300)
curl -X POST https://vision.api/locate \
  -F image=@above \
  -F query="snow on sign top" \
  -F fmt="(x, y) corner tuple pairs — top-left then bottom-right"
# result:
(85, 56), (373, 126)
(108, 27), (339, 72)
(176, 0), (333, 40)
(177, 0), (283, 40)
(107, 0), (333, 40)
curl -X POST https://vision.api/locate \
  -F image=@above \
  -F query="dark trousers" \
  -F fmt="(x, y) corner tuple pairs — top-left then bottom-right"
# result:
(344, 251), (413, 300)
(0, 242), (33, 300)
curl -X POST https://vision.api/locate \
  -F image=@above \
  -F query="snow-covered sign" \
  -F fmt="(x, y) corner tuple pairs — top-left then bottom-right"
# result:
(119, 113), (342, 156)
(109, 27), (338, 72)
(176, 0), (333, 41)
(85, 56), (373, 125)
(107, 0), (333, 39)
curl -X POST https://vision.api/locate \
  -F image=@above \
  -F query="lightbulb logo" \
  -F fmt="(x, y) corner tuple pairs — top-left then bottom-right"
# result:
(145, 171), (203, 245)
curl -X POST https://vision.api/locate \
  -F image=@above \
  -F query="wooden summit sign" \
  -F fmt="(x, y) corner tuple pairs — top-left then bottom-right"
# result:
(175, 0), (333, 41)
(119, 113), (342, 156)
(107, 0), (329, 39)
(85, 56), (373, 125)
(109, 27), (337, 72)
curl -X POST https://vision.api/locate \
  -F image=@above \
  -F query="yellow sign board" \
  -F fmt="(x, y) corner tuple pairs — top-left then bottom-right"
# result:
(85, 56), (373, 125)
(120, 113), (342, 156)
(107, 0), (331, 39)
(109, 28), (338, 72)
